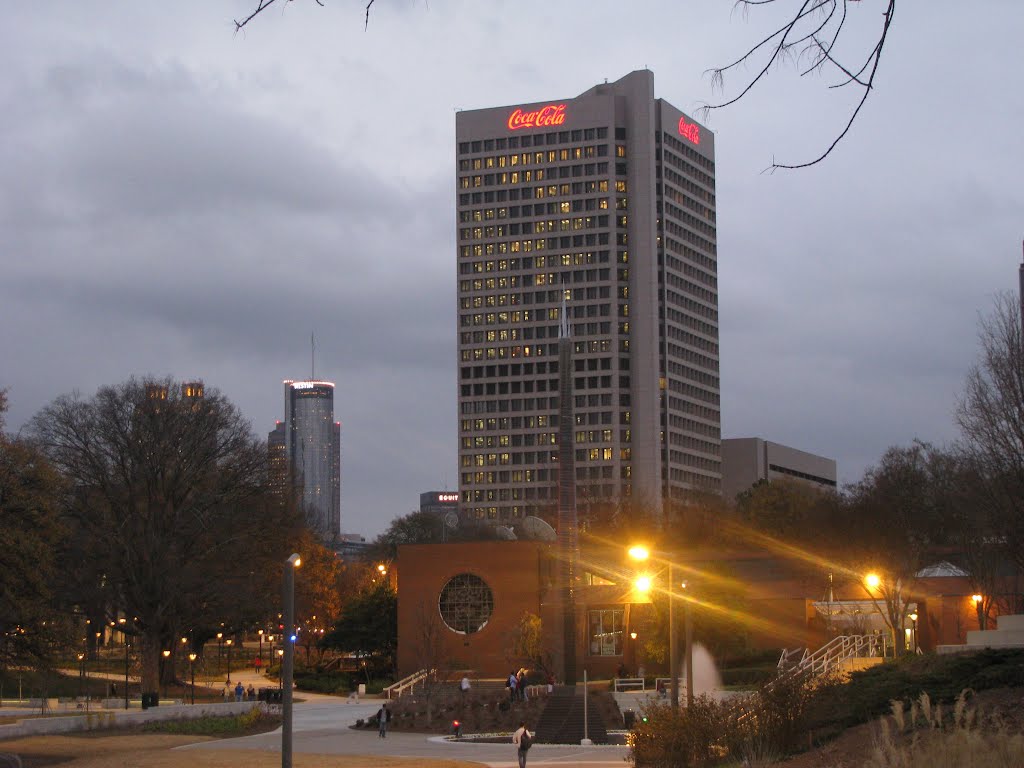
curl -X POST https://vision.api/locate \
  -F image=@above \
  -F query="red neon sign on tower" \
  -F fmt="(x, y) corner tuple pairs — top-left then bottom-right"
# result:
(507, 103), (567, 131)
(678, 116), (700, 145)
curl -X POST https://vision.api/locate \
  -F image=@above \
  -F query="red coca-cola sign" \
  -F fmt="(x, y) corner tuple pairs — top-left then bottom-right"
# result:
(678, 116), (700, 145)
(507, 103), (567, 131)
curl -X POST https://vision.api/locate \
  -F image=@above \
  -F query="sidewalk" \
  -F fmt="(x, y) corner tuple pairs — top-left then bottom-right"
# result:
(55, 667), (352, 708)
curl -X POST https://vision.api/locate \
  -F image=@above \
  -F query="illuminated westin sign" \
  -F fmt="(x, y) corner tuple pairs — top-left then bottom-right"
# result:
(507, 103), (567, 131)
(288, 381), (335, 390)
(436, 493), (459, 503)
(678, 116), (700, 145)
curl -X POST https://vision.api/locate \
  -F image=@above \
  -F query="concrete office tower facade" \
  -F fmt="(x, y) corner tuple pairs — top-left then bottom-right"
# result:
(282, 380), (341, 539)
(456, 70), (721, 524)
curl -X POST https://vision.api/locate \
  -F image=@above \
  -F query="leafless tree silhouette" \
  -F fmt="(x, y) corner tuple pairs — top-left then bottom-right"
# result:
(702, 0), (896, 171)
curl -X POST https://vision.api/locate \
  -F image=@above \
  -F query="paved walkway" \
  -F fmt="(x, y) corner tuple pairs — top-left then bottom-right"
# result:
(182, 697), (629, 767)
(52, 668), (630, 765)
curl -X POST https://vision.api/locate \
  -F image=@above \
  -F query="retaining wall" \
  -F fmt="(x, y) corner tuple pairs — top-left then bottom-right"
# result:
(0, 700), (261, 740)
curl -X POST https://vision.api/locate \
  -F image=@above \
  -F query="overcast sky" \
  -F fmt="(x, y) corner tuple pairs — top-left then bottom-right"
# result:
(2, 1), (1022, 539)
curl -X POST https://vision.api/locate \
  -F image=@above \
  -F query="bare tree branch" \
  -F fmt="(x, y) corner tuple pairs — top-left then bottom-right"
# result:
(234, 0), (283, 33)
(704, 0), (897, 170)
(234, 0), (375, 32)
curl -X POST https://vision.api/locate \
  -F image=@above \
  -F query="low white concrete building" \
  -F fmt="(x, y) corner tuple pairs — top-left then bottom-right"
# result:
(721, 437), (837, 501)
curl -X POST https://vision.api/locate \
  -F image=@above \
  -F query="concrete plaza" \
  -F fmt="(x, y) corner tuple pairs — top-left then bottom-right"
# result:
(180, 691), (630, 768)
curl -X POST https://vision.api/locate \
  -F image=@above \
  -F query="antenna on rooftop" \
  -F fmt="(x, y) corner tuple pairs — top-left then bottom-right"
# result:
(311, 332), (316, 380)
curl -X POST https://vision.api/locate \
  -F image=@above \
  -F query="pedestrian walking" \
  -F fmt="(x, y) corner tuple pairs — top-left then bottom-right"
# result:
(517, 669), (528, 702)
(507, 671), (518, 704)
(460, 675), (471, 702)
(377, 704), (390, 738)
(234, 681), (244, 701)
(512, 721), (532, 768)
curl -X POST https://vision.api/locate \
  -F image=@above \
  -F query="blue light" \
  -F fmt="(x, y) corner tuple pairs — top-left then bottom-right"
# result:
(290, 634), (297, 643)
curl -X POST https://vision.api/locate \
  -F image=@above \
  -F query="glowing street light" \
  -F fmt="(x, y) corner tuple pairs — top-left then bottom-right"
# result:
(972, 594), (988, 630)
(865, 573), (881, 590)
(628, 545), (650, 562)
(629, 545), (691, 710)
(188, 652), (197, 705)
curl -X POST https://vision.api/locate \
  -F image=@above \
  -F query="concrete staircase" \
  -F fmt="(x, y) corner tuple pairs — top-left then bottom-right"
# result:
(939, 614), (1024, 653)
(533, 686), (609, 744)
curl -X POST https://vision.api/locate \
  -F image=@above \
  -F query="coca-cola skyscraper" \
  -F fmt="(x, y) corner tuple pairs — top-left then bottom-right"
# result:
(455, 70), (721, 526)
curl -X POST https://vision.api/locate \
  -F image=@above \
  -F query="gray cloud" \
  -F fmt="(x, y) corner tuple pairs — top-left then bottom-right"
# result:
(2, 0), (1022, 533)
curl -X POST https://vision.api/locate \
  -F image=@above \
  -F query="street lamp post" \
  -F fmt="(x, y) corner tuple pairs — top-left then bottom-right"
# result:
(683, 583), (693, 708)
(120, 618), (130, 708)
(226, 639), (233, 684)
(188, 653), (197, 705)
(865, 572), (900, 656)
(77, 653), (85, 700)
(161, 650), (171, 701)
(283, 553), (302, 768)
(258, 629), (264, 673)
(972, 594), (987, 630)
(629, 546), (693, 711)
(908, 612), (918, 654)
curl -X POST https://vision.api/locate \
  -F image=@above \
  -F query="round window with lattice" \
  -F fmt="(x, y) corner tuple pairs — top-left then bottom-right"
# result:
(438, 573), (494, 635)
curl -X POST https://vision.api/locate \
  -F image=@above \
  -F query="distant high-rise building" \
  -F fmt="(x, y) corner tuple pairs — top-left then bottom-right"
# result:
(267, 421), (288, 499)
(420, 491), (461, 519)
(455, 70), (721, 524)
(277, 380), (341, 539)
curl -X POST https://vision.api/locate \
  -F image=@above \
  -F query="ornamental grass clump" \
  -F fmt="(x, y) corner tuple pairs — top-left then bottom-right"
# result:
(866, 689), (1024, 768)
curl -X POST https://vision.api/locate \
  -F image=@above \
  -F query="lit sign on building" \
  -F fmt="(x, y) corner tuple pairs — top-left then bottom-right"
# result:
(507, 103), (567, 131)
(678, 116), (700, 145)
(437, 493), (460, 503)
(290, 381), (335, 390)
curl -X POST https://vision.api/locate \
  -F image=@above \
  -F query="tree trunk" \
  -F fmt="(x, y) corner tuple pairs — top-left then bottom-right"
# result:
(141, 632), (162, 693)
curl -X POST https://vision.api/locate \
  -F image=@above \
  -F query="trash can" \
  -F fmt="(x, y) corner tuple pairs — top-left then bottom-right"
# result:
(270, 689), (282, 704)
(623, 709), (636, 728)
(141, 692), (159, 709)
(358, 683), (366, 696)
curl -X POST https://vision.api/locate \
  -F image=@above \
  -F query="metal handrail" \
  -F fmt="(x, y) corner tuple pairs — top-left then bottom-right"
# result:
(776, 634), (889, 686)
(383, 668), (434, 699)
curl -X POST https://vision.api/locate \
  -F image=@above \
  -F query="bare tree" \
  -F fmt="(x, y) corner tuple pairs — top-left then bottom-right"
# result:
(956, 291), (1024, 576)
(702, 0), (897, 171)
(406, 603), (456, 724)
(0, 391), (68, 668)
(31, 377), (304, 694)
(843, 442), (950, 654)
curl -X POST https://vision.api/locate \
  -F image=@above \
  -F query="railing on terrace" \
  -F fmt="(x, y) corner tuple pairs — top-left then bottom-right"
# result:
(613, 677), (646, 693)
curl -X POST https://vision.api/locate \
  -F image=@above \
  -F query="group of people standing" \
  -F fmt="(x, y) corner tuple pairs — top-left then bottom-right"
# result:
(506, 668), (530, 702)
(222, 681), (256, 701)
